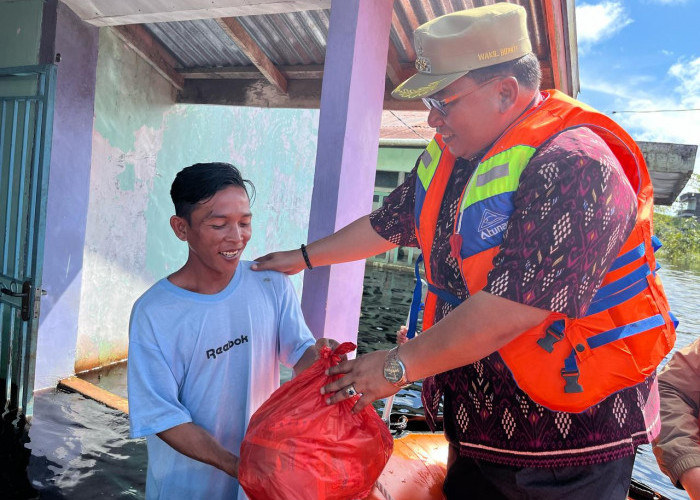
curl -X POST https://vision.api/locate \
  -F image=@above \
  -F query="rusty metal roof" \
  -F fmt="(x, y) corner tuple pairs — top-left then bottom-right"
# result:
(145, 10), (329, 69)
(380, 110), (434, 141)
(62, 0), (578, 108)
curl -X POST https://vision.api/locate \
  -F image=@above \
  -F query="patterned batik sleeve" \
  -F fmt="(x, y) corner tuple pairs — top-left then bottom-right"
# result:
(368, 163), (420, 248)
(484, 127), (638, 318)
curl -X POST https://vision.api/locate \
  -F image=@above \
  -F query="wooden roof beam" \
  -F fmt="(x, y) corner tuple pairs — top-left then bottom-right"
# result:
(111, 24), (185, 90)
(216, 17), (288, 94)
(391, 4), (416, 61)
(386, 41), (414, 88)
(179, 64), (323, 80)
(178, 78), (425, 111)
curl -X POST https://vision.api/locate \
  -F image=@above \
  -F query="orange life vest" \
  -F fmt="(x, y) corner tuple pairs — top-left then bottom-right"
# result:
(412, 90), (677, 413)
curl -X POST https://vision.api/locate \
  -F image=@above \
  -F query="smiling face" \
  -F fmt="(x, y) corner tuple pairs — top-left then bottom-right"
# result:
(170, 185), (252, 294)
(426, 76), (508, 160)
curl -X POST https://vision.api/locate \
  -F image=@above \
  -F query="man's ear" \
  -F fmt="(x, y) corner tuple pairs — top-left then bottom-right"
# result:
(170, 215), (188, 241)
(497, 76), (519, 112)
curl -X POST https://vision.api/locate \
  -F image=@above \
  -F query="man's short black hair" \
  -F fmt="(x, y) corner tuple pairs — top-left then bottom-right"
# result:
(170, 162), (256, 223)
(469, 52), (542, 90)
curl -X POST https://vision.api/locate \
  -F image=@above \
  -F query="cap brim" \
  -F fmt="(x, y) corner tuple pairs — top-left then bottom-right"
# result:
(391, 70), (468, 100)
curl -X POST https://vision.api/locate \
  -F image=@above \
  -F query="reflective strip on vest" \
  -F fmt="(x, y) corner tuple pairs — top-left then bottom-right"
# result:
(456, 146), (536, 257)
(460, 146), (536, 213)
(417, 139), (443, 191)
(416, 139), (444, 232)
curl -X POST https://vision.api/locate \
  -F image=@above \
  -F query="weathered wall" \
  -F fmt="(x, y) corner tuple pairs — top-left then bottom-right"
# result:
(34, 1), (99, 390)
(75, 28), (319, 371)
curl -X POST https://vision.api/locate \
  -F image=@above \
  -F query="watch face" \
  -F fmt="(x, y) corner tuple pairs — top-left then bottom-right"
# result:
(384, 358), (404, 383)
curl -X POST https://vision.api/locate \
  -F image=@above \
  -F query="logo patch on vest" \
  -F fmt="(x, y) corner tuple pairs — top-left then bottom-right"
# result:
(478, 209), (509, 240)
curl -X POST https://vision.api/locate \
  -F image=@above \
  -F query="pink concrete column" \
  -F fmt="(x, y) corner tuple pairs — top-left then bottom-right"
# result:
(301, 0), (394, 347)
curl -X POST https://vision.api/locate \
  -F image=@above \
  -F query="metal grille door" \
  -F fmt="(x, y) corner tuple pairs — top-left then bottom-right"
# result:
(0, 65), (56, 420)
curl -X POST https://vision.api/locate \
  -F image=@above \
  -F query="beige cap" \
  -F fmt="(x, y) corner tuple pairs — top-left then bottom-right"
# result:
(392, 3), (533, 100)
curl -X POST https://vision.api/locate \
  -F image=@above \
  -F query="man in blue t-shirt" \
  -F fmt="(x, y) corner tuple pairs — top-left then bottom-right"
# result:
(128, 162), (333, 499)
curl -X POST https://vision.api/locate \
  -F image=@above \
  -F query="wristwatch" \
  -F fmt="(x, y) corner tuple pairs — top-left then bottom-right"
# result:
(383, 347), (410, 387)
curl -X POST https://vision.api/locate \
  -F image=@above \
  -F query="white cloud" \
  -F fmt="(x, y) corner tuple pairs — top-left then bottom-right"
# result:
(623, 57), (700, 144)
(669, 57), (700, 98)
(584, 56), (700, 173)
(576, 2), (632, 51)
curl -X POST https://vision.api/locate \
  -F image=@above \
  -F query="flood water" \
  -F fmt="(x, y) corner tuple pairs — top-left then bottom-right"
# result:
(10, 261), (700, 499)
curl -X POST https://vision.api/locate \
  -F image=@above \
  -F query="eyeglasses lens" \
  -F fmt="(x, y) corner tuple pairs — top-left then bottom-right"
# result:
(422, 97), (445, 115)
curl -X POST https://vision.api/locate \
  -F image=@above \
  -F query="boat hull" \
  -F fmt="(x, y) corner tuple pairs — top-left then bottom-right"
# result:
(368, 433), (448, 500)
(368, 432), (657, 500)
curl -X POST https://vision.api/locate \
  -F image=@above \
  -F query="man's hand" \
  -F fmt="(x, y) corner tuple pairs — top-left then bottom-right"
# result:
(320, 350), (399, 414)
(320, 292), (549, 415)
(293, 337), (342, 375)
(252, 215), (397, 274)
(396, 325), (409, 345)
(252, 249), (306, 275)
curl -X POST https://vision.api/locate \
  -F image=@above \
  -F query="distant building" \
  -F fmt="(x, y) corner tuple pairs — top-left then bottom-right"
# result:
(679, 192), (700, 218)
(637, 142), (697, 206)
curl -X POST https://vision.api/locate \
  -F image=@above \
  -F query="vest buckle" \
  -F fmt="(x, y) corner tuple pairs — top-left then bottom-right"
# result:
(561, 369), (583, 393)
(537, 323), (564, 353)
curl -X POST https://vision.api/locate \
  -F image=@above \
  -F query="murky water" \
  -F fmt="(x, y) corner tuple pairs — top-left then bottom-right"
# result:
(12, 261), (699, 499)
(25, 390), (145, 498)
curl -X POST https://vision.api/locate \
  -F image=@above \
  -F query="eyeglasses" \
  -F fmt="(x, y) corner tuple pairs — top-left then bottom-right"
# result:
(422, 77), (502, 116)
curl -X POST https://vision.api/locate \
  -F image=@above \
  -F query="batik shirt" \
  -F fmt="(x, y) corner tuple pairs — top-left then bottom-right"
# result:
(370, 127), (660, 467)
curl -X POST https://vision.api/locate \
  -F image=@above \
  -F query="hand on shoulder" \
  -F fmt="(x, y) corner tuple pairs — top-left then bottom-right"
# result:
(252, 249), (306, 275)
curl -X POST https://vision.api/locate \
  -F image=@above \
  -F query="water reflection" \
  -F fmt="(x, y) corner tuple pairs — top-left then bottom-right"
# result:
(26, 389), (146, 498)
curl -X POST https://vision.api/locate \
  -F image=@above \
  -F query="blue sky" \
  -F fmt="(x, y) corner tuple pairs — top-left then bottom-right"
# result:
(575, 0), (700, 173)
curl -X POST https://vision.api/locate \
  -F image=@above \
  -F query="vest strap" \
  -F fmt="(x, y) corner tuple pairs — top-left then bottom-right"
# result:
(408, 255), (465, 339)
(606, 235), (661, 272)
(426, 284), (463, 307)
(586, 273), (652, 316)
(407, 255), (425, 340)
(608, 242), (644, 272)
(593, 262), (652, 302)
(587, 314), (666, 349)
(561, 355), (584, 394)
(670, 311), (679, 328)
(559, 313), (670, 393)
(536, 320), (565, 353)
(587, 264), (656, 316)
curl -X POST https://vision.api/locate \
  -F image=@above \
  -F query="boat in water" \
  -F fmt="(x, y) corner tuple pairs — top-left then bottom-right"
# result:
(367, 418), (670, 500)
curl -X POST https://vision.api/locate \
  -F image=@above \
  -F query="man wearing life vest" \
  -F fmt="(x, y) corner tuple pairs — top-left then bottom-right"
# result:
(253, 3), (676, 499)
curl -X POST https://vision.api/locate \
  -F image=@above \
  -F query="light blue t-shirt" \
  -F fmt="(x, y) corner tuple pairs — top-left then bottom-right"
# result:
(128, 261), (315, 500)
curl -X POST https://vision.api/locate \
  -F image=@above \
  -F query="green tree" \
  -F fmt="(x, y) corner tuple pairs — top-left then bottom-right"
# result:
(654, 211), (700, 268)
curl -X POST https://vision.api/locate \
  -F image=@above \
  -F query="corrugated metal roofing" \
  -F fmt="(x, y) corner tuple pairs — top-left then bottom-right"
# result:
(145, 9), (329, 69)
(146, 1), (553, 73)
(237, 10), (328, 66)
(146, 19), (250, 68)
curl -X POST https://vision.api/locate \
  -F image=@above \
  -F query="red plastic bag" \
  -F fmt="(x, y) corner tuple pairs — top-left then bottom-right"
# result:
(239, 342), (393, 500)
